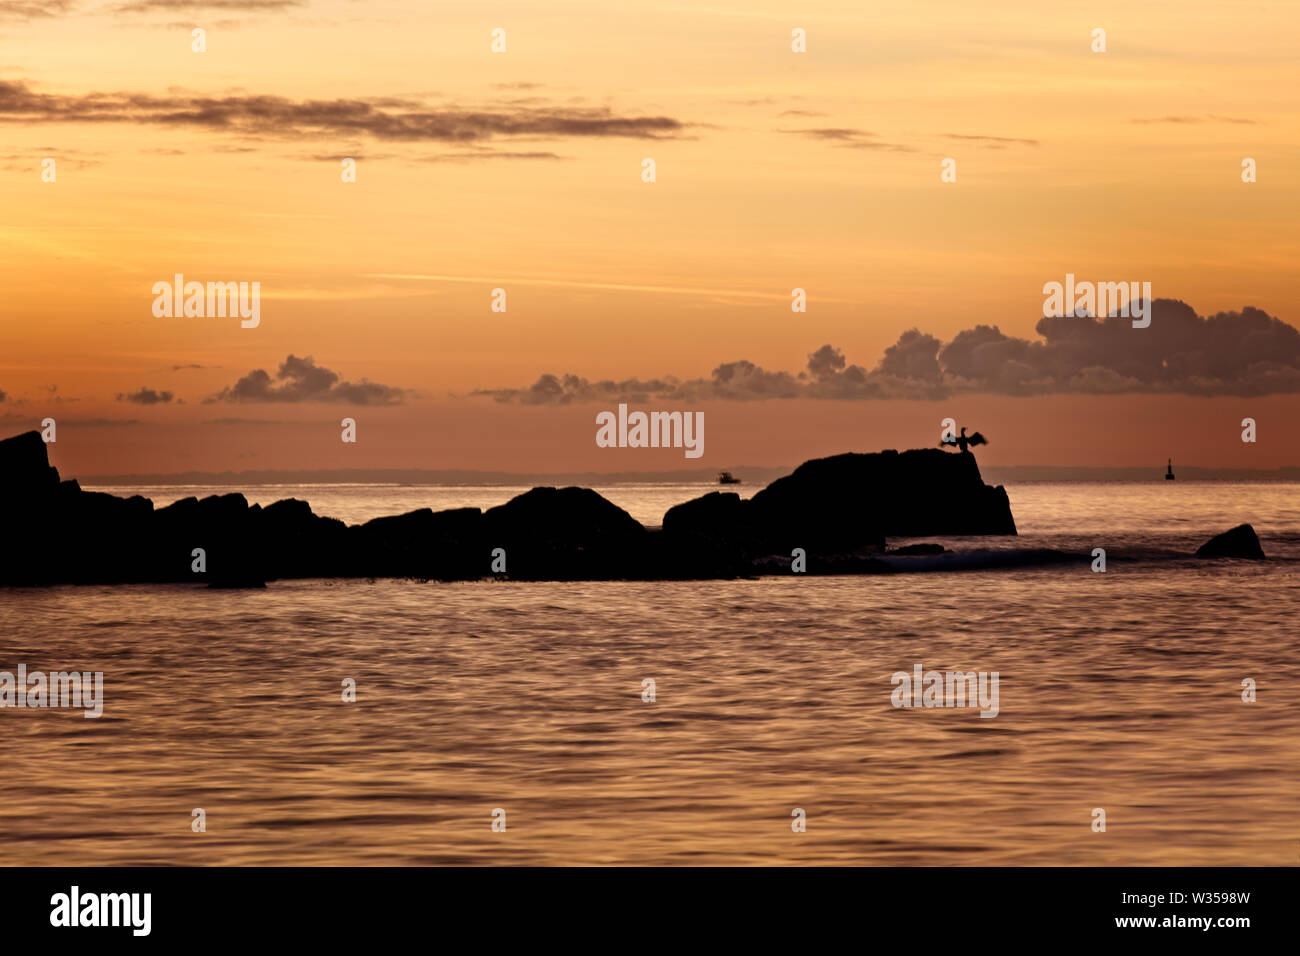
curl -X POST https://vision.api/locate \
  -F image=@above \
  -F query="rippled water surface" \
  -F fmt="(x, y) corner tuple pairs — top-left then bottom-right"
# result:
(3, 482), (1298, 864)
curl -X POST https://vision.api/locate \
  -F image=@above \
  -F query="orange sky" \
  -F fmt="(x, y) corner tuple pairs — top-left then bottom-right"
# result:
(1, 1), (1297, 476)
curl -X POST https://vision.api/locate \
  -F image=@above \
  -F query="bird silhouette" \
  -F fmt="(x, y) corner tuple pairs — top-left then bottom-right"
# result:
(939, 426), (988, 454)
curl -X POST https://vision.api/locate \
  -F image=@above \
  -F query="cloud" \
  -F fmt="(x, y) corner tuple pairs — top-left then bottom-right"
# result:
(365, 271), (801, 302)
(941, 133), (1039, 147)
(473, 373), (686, 407)
(299, 151), (398, 162)
(782, 127), (916, 151)
(12, 384), (81, 405)
(0, 1), (74, 19)
(0, 147), (103, 172)
(113, 0), (301, 10)
(205, 355), (407, 405)
(1131, 114), (1258, 125)
(791, 128), (864, 141)
(418, 149), (564, 163)
(0, 80), (687, 146)
(0, 414), (140, 426)
(876, 330), (945, 383)
(117, 387), (175, 404)
(474, 299), (1300, 402)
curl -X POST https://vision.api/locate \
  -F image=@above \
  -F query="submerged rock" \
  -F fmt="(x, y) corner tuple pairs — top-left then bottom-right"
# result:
(888, 543), (948, 556)
(879, 547), (1076, 572)
(1195, 524), (1265, 559)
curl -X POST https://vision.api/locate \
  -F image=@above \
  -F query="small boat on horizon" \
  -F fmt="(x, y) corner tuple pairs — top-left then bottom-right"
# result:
(717, 471), (741, 485)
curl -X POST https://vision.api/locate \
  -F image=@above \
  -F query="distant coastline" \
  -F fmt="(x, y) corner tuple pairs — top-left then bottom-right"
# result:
(75, 464), (1300, 486)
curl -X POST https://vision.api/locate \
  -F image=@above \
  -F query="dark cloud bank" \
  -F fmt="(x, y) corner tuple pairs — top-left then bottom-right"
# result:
(475, 299), (1300, 404)
(205, 355), (405, 405)
(0, 79), (684, 144)
(117, 387), (174, 405)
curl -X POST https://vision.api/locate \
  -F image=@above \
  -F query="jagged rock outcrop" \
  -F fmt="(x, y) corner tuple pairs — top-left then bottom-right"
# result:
(663, 448), (1015, 562)
(0, 430), (1019, 585)
(0, 430), (59, 498)
(752, 449), (1016, 537)
(1195, 523), (1265, 559)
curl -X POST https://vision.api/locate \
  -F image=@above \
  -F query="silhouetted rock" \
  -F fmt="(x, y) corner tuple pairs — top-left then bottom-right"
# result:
(351, 506), (484, 579)
(1195, 524), (1265, 559)
(662, 449), (1014, 565)
(261, 498), (351, 579)
(663, 491), (763, 547)
(152, 493), (262, 583)
(0, 430), (59, 498)
(659, 491), (765, 576)
(0, 428), (1029, 584)
(751, 449), (1015, 539)
(484, 487), (646, 579)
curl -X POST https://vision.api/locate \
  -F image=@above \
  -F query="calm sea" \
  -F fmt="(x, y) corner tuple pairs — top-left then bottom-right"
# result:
(2, 481), (1297, 865)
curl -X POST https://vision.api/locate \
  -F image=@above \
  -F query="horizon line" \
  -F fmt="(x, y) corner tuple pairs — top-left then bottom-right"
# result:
(74, 464), (1300, 486)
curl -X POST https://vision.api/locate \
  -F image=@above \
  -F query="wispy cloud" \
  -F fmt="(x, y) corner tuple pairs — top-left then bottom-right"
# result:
(0, 147), (103, 172)
(0, 1), (75, 20)
(941, 133), (1039, 147)
(364, 272), (847, 303)
(112, 0), (302, 11)
(782, 127), (916, 151)
(1131, 114), (1259, 125)
(417, 149), (564, 163)
(0, 414), (139, 426)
